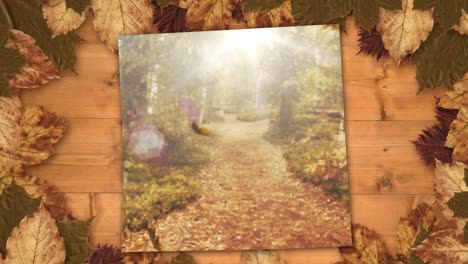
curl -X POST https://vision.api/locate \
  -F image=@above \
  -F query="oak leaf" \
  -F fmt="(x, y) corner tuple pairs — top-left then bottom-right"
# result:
(244, 0), (293, 28)
(377, 0), (434, 65)
(0, 0), (80, 70)
(184, 0), (248, 31)
(91, 0), (153, 51)
(338, 224), (392, 264)
(0, 182), (41, 256)
(5, 29), (60, 90)
(413, 228), (468, 264)
(57, 218), (94, 264)
(446, 107), (468, 164)
(4, 205), (66, 264)
(43, 0), (89, 37)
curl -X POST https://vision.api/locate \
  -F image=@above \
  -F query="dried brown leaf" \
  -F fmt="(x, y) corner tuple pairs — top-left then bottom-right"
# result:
(446, 107), (468, 164)
(92, 0), (153, 51)
(5, 205), (66, 264)
(338, 224), (392, 264)
(414, 228), (468, 264)
(244, 0), (293, 28)
(184, 0), (248, 30)
(434, 160), (468, 204)
(377, 0), (434, 64)
(357, 27), (389, 61)
(4, 29), (59, 90)
(43, 0), (89, 37)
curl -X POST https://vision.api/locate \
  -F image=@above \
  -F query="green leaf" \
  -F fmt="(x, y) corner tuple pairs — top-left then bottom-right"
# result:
(57, 218), (94, 264)
(0, 25), (8, 46)
(412, 26), (468, 89)
(414, 0), (463, 30)
(0, 181), (41, 256)
(65, 0), (90, 14)
(171, 252), (195, 264)
(353, 0), (379, 30)
(0, 0), (80, 70)
(0, 76), (10, 96)
(292, 0), (353, 26)
(447, 191), (468, 218)
(244, 0), (286, 12)
(408, 252), (426, 264)
(0, 47), (25, 75)
(378, 0), (403, 10)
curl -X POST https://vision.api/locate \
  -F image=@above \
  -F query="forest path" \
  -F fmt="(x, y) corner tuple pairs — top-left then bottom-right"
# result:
(156, 114), (351, 251)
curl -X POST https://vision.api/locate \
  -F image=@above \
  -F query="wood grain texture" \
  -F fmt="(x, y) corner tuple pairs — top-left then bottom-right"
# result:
(20, 17), (441, 262)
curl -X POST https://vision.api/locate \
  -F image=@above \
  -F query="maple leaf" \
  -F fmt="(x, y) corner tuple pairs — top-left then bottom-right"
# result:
(4, 205), (66, 264)
(91, 0), (154, 51)
(240, 250), (284, 264)
(0, 0), (80, 70)
(412, 26), (468, 89)
(413, 228), (468, 264)
(337, 224), (392, 264)
(244, 0), (293, 28)
(57, 218), (94, 264)
(357, 27), (389, 61)
(0, 96), (67, 172)
(88, 244), (123, 264)
(42, 0), (89, 37)
(4, 28), (60, 90)
(184, 0), (248, 30)
(156, 5), (188, 33)
(445, 107), (468, 164)
(0, 182), (41, 256)
(377, 0), (434, 65)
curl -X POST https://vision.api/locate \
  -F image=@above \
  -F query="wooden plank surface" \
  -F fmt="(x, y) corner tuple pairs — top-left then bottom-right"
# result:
(19, 17), (441, 263)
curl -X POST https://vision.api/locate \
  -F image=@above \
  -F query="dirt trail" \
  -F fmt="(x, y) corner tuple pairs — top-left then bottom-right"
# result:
(156, 114), (351, 251)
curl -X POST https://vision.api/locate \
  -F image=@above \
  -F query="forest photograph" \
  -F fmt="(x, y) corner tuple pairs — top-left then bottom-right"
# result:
(119, 25), (352, 252)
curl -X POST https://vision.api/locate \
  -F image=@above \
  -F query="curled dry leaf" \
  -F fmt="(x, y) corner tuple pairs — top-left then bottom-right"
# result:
(5, 29), (60, 90)
(337, 224), (392, 264)
(240, 250), (284, 264)
(184, 0), (248, 30)
(42, 0), (89, 37)
(244, 0), (293, 28)
(91, 0), (153, 52)
(0, 98), (67, 172)
(5, 205), (66, 264)
(413, 228), (468, 264)
(446, 107), (468, 164)
(377, 0), (434, 65)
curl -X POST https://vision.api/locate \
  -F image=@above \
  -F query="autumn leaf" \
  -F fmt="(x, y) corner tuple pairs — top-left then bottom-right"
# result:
(377, 0), (434, 65)
(413, 0), (464, 30)
(353, 0), (402, 31)
(66, 0), (90, 13)
(5, 205), (66, 264)
(292, 0), (352, 26)
(171, 252), (195, 264)
(184, 0), (248, 30)
(0, 26), (25, 97)
(412, 26), (468, 89)
(337, 224), (392, 264)
(244, 0), (293, 28)
(0, 171), (68, 221)
(156, 5), (188, 33)
(88, 244), (123, 264)
(357, 27), (389, 60)
(413, 228), (468, 264)
(91, 0), (153, 51)
(446, 107), (468, 164)
(43, 0), (89, 37)
(0, 0), (80, 70)
(243, 0), (285, 13)
(438, 77), (468, 110)
(57, 218), (94, 264)
(0, 95), (22, 164)
(5, 28), (60, 90)
(0, 182), (41, 256)
(434, 160), (468, 204)
(240, 251), (284, 264)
